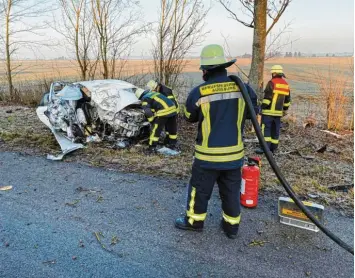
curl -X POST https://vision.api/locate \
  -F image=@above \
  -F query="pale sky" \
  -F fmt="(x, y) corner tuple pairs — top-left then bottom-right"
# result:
(8, 0), (355, 59)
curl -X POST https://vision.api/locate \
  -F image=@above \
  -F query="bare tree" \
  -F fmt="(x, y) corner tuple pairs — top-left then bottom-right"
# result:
(218, 0), (292, 98)
(264, 21), (296, 60)
(153, 0), (209, 87)
(91, 0), (148, 79)
(54, 0), (99, 80)
(0, 0), (49, 100)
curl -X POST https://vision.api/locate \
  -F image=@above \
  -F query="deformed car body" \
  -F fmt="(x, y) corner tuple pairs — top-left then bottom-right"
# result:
(36, 79), (150, 160)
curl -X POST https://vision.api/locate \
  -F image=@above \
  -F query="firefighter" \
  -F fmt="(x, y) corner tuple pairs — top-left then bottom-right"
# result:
(135, 89), (178, 153)
(146, 80), (180, 111)
(255, 65), (291, 154)
(146, 80), (180, 146)
(174, 44), (258, 239)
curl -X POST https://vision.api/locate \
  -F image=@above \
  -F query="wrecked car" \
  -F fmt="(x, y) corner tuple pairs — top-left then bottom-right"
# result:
(36, 79), (150, 160)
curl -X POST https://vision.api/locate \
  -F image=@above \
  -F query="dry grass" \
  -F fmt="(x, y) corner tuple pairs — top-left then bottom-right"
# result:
(314, 67), (353, 131)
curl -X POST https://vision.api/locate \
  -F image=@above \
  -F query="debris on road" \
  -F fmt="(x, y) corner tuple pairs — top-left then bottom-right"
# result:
(75, 186), (100, 193)
(78, 240), (85, 248)
(157, 147), (180, 156)
(65, 199), (80, 207)
(0, 185), (13, 191)
(93, 231), (110, 251)
(42, 260), (56, 265)
(248, 239), (269, 247)
(111, 235), (120, 246)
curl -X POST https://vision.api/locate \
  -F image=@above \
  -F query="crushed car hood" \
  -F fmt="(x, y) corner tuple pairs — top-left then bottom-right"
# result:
(38, 79), (149, 160)
(77, 79), (141, 123)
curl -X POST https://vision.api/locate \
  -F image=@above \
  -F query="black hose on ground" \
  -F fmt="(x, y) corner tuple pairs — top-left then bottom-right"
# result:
(229, 75), (354, 255)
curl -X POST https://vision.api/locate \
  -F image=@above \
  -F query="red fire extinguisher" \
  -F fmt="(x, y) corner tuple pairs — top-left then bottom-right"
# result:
(241, 157), (261, 208)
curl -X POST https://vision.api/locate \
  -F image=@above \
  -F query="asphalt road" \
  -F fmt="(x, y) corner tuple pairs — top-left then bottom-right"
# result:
(0, 152), (353, 278)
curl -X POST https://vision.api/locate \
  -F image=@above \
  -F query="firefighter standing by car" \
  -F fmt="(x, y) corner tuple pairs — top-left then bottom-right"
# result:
(174, 44), (258, 239)
(146, 80), (179, 146)
(135, 89), (178, 153)
(255, 65), (291, 154)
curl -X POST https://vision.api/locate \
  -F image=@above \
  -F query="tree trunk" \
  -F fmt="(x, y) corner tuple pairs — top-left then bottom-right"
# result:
(5, 0), (14, 100)
(248, 0), (267, 101)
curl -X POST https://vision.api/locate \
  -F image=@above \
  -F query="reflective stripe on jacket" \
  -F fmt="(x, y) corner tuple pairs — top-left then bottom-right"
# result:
(159, 84), (180, 112)
(184, 70), (248, 170)
(141, 92), (177, 122)
(262, 77), (291, 117)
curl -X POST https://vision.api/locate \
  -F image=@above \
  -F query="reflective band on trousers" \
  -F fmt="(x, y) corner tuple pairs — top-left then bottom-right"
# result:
(194, 151), (244, 162)
(223, 212), (241, 225)
(262, 110), (283, 116)
(149, 124), (159, 145)
(196, 92), (243, 106)
(264, 137), (279, 144)
(187, 187), (207, 225)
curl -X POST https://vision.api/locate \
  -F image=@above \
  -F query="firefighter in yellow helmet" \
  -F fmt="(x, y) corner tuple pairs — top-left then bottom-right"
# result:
(174, 44), (258, 239)
(255, 65), (291, 154)
(146, 80), (179, 148)
(135, 88), (178, 153)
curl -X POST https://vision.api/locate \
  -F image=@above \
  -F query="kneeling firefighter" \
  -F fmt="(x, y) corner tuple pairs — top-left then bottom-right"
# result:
(135, 89), (178, 153)
(146, 80), (180, 145)
(256, 65), (291, 154)
(175, 44), (258, 239)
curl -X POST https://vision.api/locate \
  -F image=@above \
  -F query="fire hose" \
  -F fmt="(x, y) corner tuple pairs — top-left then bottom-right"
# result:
(229, 75), (354, 255)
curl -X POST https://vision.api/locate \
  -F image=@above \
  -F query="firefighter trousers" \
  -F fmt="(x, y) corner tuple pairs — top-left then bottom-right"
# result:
(164, 115), (177, 146)
(185, 162), (242, 234)
(261, 115), (281, 152)
(149, 115), (177, 147)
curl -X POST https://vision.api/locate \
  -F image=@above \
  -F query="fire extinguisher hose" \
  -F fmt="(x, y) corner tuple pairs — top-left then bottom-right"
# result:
(229, 75), (354, 255)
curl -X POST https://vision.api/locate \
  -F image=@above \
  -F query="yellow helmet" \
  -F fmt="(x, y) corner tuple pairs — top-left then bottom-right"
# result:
(135, 88), (146, 100)
(270, 65), (284, 74)
(146, 80), (158, 91)
(200, 44), (236, 70)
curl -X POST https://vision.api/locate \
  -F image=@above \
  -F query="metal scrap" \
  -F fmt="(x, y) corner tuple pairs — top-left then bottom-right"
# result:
(37, 80), (150, 160)
(0, 185), (13, 191)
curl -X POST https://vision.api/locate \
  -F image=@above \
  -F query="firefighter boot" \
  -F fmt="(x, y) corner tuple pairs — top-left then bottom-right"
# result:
(221, 220), (239, 239)
(175, 216), (203, 232)
(255, 147), (264, 154)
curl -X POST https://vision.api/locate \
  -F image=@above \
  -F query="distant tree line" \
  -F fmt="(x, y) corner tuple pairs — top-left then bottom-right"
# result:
(284, 52), (302, 57)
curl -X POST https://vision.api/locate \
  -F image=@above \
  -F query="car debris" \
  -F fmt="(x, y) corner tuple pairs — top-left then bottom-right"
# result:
(37, 79), (150, 160)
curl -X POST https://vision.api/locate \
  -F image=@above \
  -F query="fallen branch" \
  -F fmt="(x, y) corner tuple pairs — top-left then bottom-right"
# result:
(321, 130), (342, 139)
(93, 232), (111, 252)
(65, 199), (80, 207)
